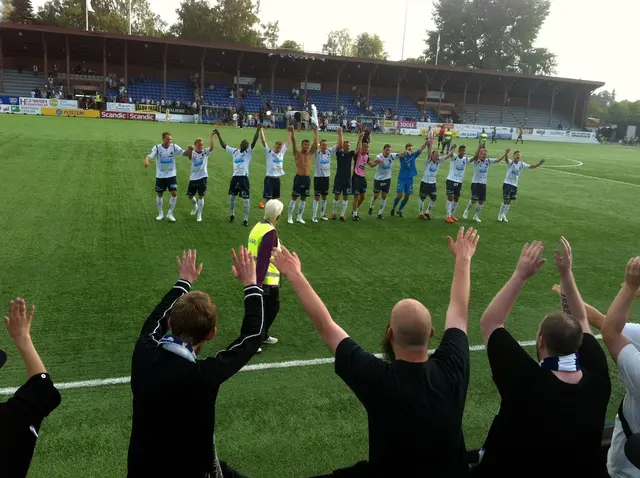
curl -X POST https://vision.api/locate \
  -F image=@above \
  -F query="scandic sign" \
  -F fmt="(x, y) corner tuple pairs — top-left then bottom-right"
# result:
(100, 111), (156, 121)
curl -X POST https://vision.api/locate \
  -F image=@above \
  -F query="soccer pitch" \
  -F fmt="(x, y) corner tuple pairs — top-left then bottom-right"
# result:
(0, 115), (639, 477)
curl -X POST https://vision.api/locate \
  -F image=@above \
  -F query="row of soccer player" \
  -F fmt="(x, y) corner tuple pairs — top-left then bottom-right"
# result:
(6, 232), (640, 476)
(143, 126), (544, 225)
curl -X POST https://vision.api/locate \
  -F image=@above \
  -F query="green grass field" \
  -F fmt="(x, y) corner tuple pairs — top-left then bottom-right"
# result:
(0, 115), (639, 477)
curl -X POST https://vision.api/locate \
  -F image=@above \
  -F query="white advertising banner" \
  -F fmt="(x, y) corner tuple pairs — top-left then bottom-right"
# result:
(107, 102), (135, 112)
(518, 128), (597, 143)
(19, 97), (77, 108)
(400, 128), (422, 136)
(16, 105), (42, 115)
(301, 82), (321, 91)
(156, 113), (195, 123)
(0, 105), (10, 113)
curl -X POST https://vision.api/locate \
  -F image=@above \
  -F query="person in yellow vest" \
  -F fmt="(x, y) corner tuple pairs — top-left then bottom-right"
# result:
(480, 128), (488, 148)
(95, 93), (102, 110)
(248, 199), (283, 351)
(441, 128), (453, 154)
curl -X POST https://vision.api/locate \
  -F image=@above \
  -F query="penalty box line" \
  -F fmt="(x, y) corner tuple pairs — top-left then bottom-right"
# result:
(0, 335), (603, 395)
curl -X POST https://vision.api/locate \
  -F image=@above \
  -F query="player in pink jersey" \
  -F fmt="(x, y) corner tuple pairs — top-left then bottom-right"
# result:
(351, 132), (377, 221)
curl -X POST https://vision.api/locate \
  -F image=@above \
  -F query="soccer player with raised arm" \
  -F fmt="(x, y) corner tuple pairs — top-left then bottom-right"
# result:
(214, 127), (260, 227)
(311, 128), (337, 223)
(350, 132), (377, 221)
(445, 144), (480, 224)
(461, 147), (508, 223)
(332, 127), (355, 221)
(287, 126), (313, 224)
(498, 151), (544, 223)
(186, 132), (215, 223)
(369, 143), (401, 219)
(259, 126), (290, 208)
(144, 132), (190, 222)
(390, 137), (429, 217)
(418, 139), (455, 220)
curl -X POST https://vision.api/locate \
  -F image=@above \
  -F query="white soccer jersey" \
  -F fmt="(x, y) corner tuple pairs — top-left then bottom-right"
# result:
(374, 153), (399, 181)
(422, 159), (442, 184)
(350, 120), (357, 128)
(315, 146), (337, 177)
(149, 143), (185, 179)
(264, 145), (286, 177)
(190, 148), (211, 181)
(447, 155), (470, 183)
(504, 160), (530, 187)
(471, 158), (497, 184)
(226, 145), (253, 177)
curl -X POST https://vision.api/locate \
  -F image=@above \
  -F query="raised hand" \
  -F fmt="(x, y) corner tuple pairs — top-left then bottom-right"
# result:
(514, 241), (546, 280)
(287, 125), (294, 132)
(553, 236), (573, 275)
(624, 257), (640, 289)
(539, 159), (546, 165)
(213, 129), (219, 135)
(4, 298), (35, 342)
(505, 148), (511, 154)
(551, 284), (562, 296)
(446, 227), (480, 260)
(271, 246), (302, 278)
(231, 246), (256, 286)
(177, 249), (203, 284)
(337, 127), (343, 133)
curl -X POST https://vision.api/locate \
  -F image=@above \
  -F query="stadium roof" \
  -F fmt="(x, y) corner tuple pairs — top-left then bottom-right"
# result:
(0, 22), (605, 98)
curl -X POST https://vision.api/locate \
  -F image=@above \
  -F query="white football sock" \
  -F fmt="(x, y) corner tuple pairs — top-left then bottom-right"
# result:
(428, 200), (436, 212)
(465, 200), (473, 212)
(191, 197), (197, 207)
(332, 198), (338, 214)
(156, 196), (163, 213)
(243, 198), (250, 221)
(298, 201), (306, 219)
(312, 199), (319, 219)
(341, 200), (348, 216)
(197, 198), (204, 214)
(446, 200), (452, 217)
(288, 199), (296, 219)
(168, 196), (177, 214)
(379, 199), (387, 214)
(504, 204), (510, 217)
(370, 197), (377, 208)
(451, 201), (459, 216)
(418, 199), (425, 213)
(321, 199), (327, 215)
(230, 195), (236, 216)
(475, 204), (483, 217)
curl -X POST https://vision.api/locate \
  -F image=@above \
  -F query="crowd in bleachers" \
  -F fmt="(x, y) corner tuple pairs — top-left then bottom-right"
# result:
(2, 222), (640, 477)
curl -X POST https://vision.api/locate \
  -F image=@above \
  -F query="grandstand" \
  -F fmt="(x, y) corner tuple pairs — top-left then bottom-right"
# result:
(0, 22), (604, 129)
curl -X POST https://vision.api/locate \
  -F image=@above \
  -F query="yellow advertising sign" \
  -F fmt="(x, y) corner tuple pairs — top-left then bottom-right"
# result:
(41, 108), (100, 118)
(135, 104), (160, 112)
(381, 120), (397, 128)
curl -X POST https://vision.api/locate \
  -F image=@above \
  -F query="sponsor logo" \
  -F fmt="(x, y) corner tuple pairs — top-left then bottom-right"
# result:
(100, 111), (129, 120)
(570, 131), (592, 138)
(11, 106), (20, 112)
(129, 112), (156, 121)
(0, 105), (10, 113)
(50, 99), (59, 107)
(107, 102), (136, 112)
(398, 121), (417, 128)
(41, 107), (99, 118)
(21, 97), (50, 106)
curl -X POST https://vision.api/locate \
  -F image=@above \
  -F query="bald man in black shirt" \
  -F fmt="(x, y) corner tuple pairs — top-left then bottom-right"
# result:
(273, 227), (480, 477)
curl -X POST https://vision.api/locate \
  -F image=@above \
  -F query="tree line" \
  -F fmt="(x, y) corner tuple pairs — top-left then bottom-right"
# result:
(588, 90), (640, 123)
(2, 0), (556, 75)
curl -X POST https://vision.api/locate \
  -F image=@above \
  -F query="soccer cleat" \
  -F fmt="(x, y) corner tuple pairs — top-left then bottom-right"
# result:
(197, 215), (203, 223)
(390, 209), (395, 216)
(377, 214), (383, 220)
(339, 216), (347, 221)
(312, 217), (318, 223)
(425, 213), (432, 220)
(191, 206), (198, 216)
(263, 336), (278, 345)
(368, 207), (373, 216)
(418, 213), (425, 220)
(230, 215), (235, 223)
(256, 347), (263, 354)
(297, 217), (306, 224)
(321, 215), (329, 221)
(473, 216), (482, 223)
(397, 211), (404, 217)
(287, 217), (294, 224)
(452, 216), (460, 222)
(258, 202), (265, 209)
(167, 213), (176, 222)
(502, 216), (509, 223)
(243, 220), (249, 226)
(156, 213), (164, 221)
(462, 209), (469, 220)
(445, 217), (455, 223)
(498, 215), (503, 222)
(331, 212), (337, 220)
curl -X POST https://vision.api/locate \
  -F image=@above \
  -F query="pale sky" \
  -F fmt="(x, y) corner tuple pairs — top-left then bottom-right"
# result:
(31, 0), (638, 100)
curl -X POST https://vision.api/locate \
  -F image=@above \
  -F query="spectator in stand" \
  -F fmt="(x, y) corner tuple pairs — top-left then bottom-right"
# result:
(0, 298), (62, 476)
(474, 238), (611, 478)
(30, 89), (36, 98)
(32, 64), (38, 76)
(602, 257), (640, 476)
(127, 248), (264, 478)
(273, 227), (479, 477)
(53, 64), (58, 77)
(128, 96), (133, 104)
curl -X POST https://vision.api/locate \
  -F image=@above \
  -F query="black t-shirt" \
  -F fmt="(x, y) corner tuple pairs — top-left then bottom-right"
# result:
(335, 328), (470, 477)
(335, 150), (355, 178)
(475, 328), (611, 478)
(0, 373), (61, 477)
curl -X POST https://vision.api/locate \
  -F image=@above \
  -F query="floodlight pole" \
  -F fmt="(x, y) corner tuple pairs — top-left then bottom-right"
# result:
(400, 0), (408, 61)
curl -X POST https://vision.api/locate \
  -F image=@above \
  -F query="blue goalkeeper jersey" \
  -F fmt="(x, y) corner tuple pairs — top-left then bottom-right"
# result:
(398, 150), (422, 184)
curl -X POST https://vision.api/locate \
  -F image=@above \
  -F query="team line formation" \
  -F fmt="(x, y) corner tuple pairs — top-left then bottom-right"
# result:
(144, 125), (545, 226)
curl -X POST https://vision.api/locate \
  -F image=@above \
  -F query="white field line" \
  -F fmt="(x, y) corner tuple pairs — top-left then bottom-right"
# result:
(0, 334), (603, 395)
(543, 167), (640, 187)
(543, 159), (584, 168)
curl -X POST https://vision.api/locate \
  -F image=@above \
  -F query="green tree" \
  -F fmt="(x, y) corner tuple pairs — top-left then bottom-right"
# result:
(423, 0), (556, 75)
(6, 0), (35, 23)
(279, 40), (302, 51)
(0, 0), (14, 21)
(352, 33), (387, 60)
(404, 56), (426, 63)
(262, 20), (279, 49)
(322, 29), (352, 56)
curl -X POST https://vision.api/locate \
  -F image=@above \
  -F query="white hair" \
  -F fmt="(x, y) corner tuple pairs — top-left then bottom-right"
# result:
(264, 199), (283, 223)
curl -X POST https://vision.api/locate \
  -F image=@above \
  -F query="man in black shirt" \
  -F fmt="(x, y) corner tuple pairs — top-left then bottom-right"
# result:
(127, 248), (264, 478)
(475, 238), (611, 478)
(0, 298), (61, 477)
(331, 127), (355, 221)
(273, 227), (480, 477)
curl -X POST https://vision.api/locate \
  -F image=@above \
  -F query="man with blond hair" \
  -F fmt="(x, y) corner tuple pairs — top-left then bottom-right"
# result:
(127, 248), (264, 477)
(272, 227), (479, 476)
(248, 199), (284, 349)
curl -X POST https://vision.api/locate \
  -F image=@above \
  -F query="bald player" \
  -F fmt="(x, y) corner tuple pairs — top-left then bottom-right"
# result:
(287, 125), (313, 224)
(271, 226), (479, 476)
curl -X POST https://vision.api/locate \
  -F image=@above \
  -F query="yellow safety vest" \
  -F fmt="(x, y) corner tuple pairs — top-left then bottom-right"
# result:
(248, 221), (281, 286)
(444, 131), (453, 140)
(480, 133), (488, 141)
